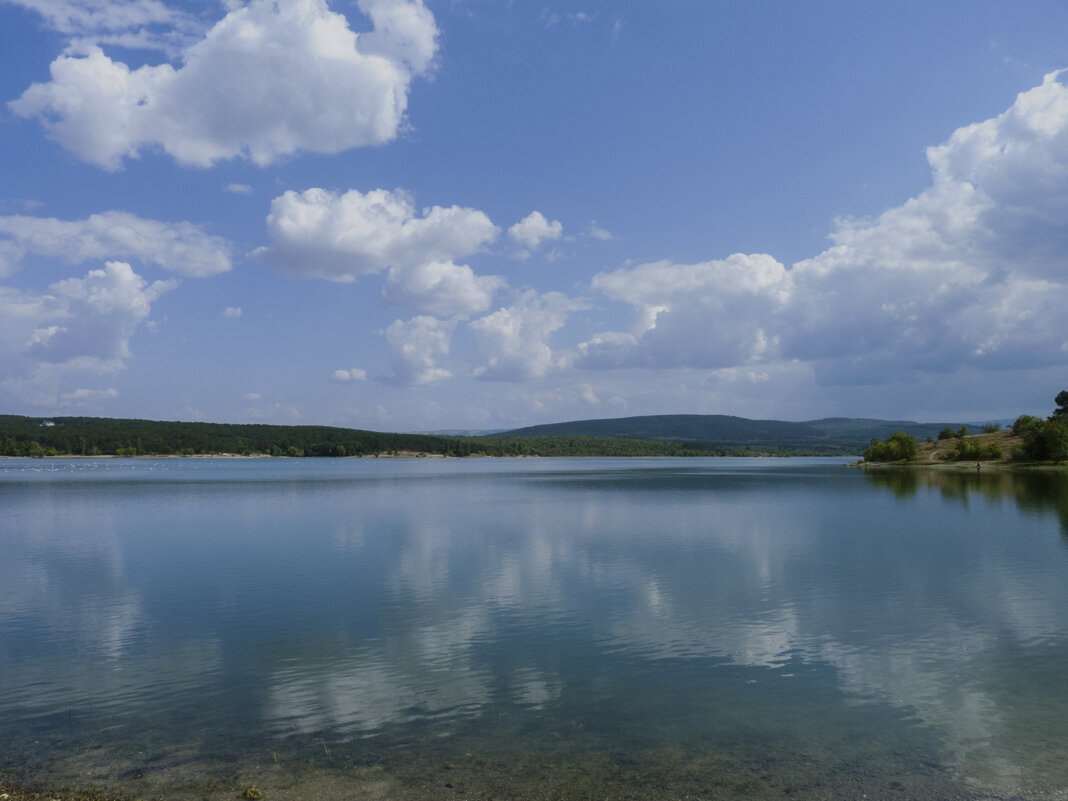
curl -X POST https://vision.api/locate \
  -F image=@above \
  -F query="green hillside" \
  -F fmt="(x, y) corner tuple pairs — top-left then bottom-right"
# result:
(0, 413), (964, 458)
(0, 415), (454, 457)
(499, 414), (960, 453)
(0, 415), (722, 458)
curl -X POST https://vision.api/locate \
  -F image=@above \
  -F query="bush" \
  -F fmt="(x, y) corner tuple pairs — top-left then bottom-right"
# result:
(982, 423), (1001, 433)
(944, 439), (1003, 462)
(937, 428), (957, 440)
(1055, 390), (1068, 418)
(1013, 415), (1042, 437)
(1014, 418), (1068, 463)
(864, 431), (918, 462)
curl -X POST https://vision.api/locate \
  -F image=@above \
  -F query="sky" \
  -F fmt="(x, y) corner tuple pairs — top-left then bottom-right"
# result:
(2, 0), (1068, 432)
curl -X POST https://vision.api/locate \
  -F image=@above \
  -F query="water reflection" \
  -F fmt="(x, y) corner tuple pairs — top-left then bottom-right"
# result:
(864, 466), (1068, 536)
(2, 458), (1068, 799)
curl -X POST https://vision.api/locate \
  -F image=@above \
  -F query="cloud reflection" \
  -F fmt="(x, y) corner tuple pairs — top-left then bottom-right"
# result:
(5, 460), (1068, 797)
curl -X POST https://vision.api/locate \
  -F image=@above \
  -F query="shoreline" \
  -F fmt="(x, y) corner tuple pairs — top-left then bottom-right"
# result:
(859, 428), (1067, 470)
(856, 459), (1067, 471)
(1, 452), (854, 460)
(856, 458), (1067, 471)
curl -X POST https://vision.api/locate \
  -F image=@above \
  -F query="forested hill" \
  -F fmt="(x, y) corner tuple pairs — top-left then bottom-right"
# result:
(0, 415), (732, 458)
(0, 413), (961, 458)
(499, 414), (960, 453)
(0, 415), (456, 458)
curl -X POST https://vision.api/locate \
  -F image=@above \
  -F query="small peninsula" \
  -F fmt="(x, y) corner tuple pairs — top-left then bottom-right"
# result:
(860, 392), (1068, 469)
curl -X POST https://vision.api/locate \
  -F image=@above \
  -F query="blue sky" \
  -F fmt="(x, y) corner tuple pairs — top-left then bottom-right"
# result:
(2, 0), (1068, 431)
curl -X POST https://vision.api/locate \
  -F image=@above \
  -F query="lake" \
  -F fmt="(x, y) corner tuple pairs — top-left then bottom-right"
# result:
(2, 457), (1067, 800)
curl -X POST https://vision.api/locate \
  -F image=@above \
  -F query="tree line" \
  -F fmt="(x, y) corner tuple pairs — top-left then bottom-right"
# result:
(0, 415), (846, 459)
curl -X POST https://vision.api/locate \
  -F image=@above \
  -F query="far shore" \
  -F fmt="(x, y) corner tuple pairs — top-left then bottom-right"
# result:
(1, 451), (458, 459)
(0, 452), (851, 460)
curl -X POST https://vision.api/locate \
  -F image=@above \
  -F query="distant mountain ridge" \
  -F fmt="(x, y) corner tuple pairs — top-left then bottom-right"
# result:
(498, 414), (961, 453)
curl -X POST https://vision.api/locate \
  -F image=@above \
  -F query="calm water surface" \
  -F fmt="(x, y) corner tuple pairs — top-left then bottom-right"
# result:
(2, 457), (1067, 800)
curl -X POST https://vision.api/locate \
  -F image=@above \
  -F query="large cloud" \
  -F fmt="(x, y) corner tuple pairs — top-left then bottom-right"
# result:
(383, 261), (504, 317)
(580, 254), (789, 370)
(256, 186), (505, 317)
(10, 0), (439, 169)
(578, 71), (1068, 388)
(384, 315), (455, 385)
(256, 187), (498, 282)
(0, 261), (176, 406)
(0, 211), (232, 277)
(470, 291), (587, 381)
(32, 260), (175, 365)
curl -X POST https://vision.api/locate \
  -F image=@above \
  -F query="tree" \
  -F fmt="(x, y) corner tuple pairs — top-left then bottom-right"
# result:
(946, 438), (1002, 462)
(1013, 415), (1042, 436)
(1054, 390), (1068, 417)
(1014, 417), (1068, 463)
(863, 431), (918, 462)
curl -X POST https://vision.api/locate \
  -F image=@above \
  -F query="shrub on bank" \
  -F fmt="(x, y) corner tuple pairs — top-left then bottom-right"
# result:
(1012, 417), (1068, 463)
(943, 439), (1003, 462)
(863, 431), (918, 462)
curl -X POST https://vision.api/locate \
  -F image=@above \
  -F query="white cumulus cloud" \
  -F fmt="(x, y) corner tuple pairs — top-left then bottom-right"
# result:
(579, 253), (788, 370)
(331, 368), (367, 382)
(382, 261), (504, 317)
(0, 261), (176, 407)
(10, 0), (439, 169)
(255, 187), (498, 283)
(384, 315), (455, 385)
(0, 211), (232, 278)
(508, 211), (563, 253)
(469, 291), (587, 381)
(43, 260), (177, 363)
(576, 71), (1068, 389)
(223, 306), (242, 318)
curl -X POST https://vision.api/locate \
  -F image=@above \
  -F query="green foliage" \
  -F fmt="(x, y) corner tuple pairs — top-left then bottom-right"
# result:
(982, 423), (1001, 433)
(937, 428), (957, 440)
(1013, 417), (1068, 463)
(863, 431), (918, 462)
(467, 435), (777, 457)
(0, 414), (881, 460)
(958, 424), (969, 437)
(498, 414), (960, 454)
(1055, 389), (1068, 417)
(0, 416), (460, 458)
(1011, 393), (1068, 462)
(944, 439), (1003, 462)
(1013, 415), (1042, 436)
